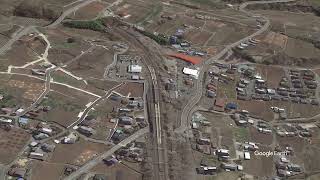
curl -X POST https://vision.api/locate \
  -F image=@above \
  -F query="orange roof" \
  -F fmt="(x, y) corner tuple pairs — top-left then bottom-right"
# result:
(169, 53), (202, 65)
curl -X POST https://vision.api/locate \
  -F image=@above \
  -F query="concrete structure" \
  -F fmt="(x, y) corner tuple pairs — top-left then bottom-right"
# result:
(183, 67), (199, 79)
(128, 65), (142, 73)
(244, 151), (251, 160)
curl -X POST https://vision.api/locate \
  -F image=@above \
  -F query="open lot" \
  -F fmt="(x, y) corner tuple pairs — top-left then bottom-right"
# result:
(50, 137), (109, 166)
(117, 82), (144, 97)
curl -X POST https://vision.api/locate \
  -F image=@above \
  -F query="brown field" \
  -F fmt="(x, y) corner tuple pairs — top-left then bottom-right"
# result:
(243, 146), (274, 177)
(8, 79), (44, 101)
(0, 74), (45, 107)
(262, 31), (288, 49)
(249, 127), (273, 145)
(207, 25), (254, 46)
(285, 37), (320, 60)
(38, 85), (97, 127)
(70, 1), (106, 20)
(0, 127), (30, 164)
(201, 112), (237, 157)
(46, 28), (91, 65)
(10, 67), (37, 77)
(52, 70), (117, 96)
(87, 79), (120, 93)
(271, 101), (320, 119)
(66, 46), (115, 79)
(30, 161), (65, 180)
(91, 162), (142, 180)
(51, 70), (87, 89)
(50, 138), (109, 166)
(237, 100), (274, 121)
(184, 30), (213, 46)
(238, 99), (320, 120)
(255, 65), (284, 88)
(0, 41), (38, 71)
(117, 82), (144, 97)
(277, 129), (320, 173)
(51, 83), (97, 102)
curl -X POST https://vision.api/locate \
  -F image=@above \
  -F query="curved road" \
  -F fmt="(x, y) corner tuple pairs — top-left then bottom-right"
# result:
(176, 0), (297, 134)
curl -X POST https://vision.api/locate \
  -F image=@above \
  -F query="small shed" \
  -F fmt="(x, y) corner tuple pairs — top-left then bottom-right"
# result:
(226, 102), (237, 110)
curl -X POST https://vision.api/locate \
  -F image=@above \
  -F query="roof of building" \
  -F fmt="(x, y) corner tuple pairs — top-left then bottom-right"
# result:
(183, 67), (199, 79)
(169, 53), (202, 64)
(18, 117), (29, 124)
(226, 102), (237, 109)
(128, 65), (142, 73)
(215, 99), (225, 107)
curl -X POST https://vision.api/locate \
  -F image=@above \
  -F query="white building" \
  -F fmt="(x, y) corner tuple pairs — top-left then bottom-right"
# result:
(128, 65), (142, 73)
(244, 151), (251, 160)
(183, 67), (199, 79)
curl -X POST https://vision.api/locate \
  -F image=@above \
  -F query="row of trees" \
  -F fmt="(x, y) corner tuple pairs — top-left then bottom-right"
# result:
(63, 19), (105, 32)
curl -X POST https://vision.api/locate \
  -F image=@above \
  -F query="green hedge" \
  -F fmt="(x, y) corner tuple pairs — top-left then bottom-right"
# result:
(63, 19), (105, 32)
(138, 30), (169, 45)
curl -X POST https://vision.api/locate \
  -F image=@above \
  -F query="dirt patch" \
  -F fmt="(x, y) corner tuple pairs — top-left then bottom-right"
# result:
(50, 138), (109, 166)
(117, 82), (144, 97)
(262, 31), (288, 49)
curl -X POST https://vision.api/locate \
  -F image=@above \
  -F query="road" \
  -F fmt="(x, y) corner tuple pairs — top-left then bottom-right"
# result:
(0, 26), (35, 55)
(47, 0), (97, 28)
(16, 32), (56, 117)
(67, 82), (125, 129)
(64, 127), (149, 180)
(176, 0), (297, 134)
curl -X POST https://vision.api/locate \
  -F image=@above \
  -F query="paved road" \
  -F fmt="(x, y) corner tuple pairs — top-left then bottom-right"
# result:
(47, 0), (97, 28)
(0, 26), (35, 55)
(64, 127), (149, 180)
(176, 0), (297, 134)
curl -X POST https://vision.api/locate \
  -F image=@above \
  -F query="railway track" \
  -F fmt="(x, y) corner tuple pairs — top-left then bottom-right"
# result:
(115, 27), (169, 180)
